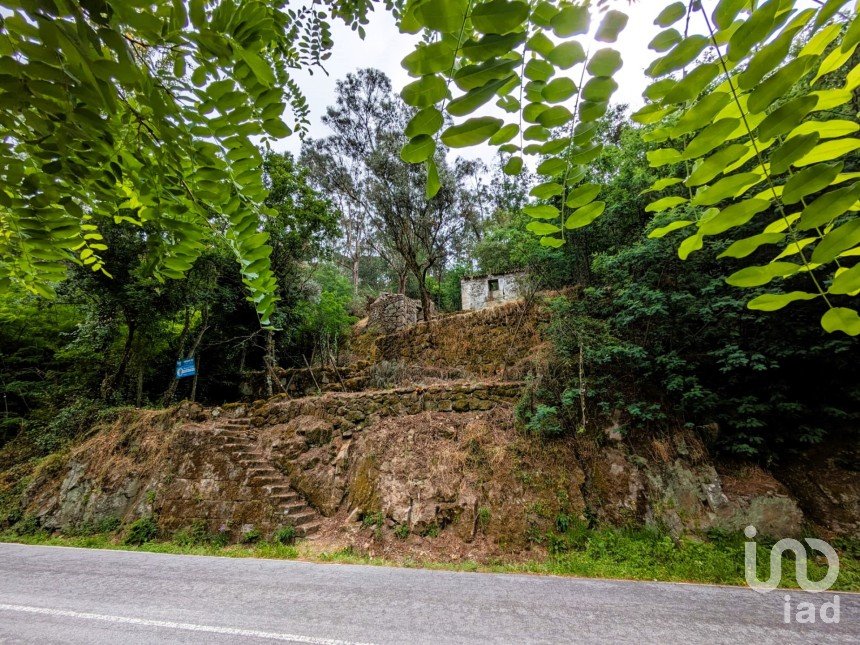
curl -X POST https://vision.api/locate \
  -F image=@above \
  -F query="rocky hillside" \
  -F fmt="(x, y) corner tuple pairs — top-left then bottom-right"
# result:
(2, 300), (858, 558)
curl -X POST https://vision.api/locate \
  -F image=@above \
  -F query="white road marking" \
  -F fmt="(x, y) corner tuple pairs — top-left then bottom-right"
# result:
(0, 603), (375, 645)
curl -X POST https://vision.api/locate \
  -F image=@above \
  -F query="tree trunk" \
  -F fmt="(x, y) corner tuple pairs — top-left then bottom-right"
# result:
(135, 366), (144, 407)
(397, 268), (408, 294)
(352, 255), (360, 296)
(264, 330), (275, 398)
(100, 320), (136, 401)
(161, 308), (192, 406)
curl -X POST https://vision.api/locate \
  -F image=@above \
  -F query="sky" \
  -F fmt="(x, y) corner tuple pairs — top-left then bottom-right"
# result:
(278, 2), (681, 162)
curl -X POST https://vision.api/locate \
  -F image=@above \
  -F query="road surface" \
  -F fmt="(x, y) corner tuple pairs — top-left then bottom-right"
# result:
(0, 543), (856, 644)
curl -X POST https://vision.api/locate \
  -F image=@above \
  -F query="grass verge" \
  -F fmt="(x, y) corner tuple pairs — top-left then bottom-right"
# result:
(1, 526), (858, 592)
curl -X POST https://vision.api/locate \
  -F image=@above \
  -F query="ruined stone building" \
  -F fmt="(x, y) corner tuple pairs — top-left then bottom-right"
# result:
(366, 292), (427, 334)
(460, 272), (526, 311)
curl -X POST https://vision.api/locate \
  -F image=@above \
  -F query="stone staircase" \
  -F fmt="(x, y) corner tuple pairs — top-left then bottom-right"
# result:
(213, 417), (321, 537)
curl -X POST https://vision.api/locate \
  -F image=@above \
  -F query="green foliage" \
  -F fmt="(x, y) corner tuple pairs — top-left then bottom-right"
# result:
(274, 525), (297, 545)
(123, 516), (157, 545)
(241, 527), (262, 544)
(394, 524), (410, 539)
(632, 1), (860, 334)
(398, 0), (626, 251)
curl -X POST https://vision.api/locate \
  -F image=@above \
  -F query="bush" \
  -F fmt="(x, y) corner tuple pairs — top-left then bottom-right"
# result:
(274, 525), (297, 545)
(123, 516), (157, 545)
(394, 524), (410, 540)
(241, 527), (262, 544)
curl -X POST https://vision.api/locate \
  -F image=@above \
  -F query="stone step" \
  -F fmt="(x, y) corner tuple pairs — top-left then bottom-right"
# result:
(224, 418), (251, 426)
(296, 521), (321, 536)
(266, 485), (296, 496)
(281, 501), (307, 513)
(247, 467), (280, 478)
(285, 509), (317, 523)
(222, 442), (254, 450)
(249, 474), (282, 485)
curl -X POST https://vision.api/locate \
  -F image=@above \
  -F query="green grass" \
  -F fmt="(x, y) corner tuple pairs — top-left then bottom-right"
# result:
(1, 527), (857, 591)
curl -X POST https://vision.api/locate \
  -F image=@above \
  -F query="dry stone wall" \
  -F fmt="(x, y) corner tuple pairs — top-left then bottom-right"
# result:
(366, 300), (547, 377)
(251, 381), (523, 438)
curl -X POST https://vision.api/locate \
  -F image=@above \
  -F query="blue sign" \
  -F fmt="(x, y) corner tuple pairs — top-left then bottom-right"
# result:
(175, 358), (197, 379)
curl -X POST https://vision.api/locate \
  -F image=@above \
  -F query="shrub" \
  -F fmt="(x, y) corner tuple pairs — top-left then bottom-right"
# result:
(394, 524), (410, 540)
(14, 514), (41, 536)
(173, 520), (210, 547)
(123, 516), (157, 545)
(241, 527), (262, 544)
(274, 526), (297, 545)
(477, 507), (491, 532)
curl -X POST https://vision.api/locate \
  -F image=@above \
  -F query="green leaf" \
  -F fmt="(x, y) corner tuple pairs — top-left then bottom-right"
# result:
(642, 177), (684, 194)
(712, 0), (746, 31)
(425, 157), (441, 199)
(811, 219), (860, 265)
(237, 48), (275, 86)
(757, 96), (818, 141)
(524, 204), (560, 219)
(401, 135), (436, 163)
(647, 148), (683, 168)
(540, 236), (564, 248)
(682, 118), (740, 159)
(441, 117), (503, 147)
(798, 182), (860, 230)
(794, 138), (860, 168)
(662, 63), (720, 104)
(405, 107), (444, 138)
(586, 48), (622, 77)
(402, 75), (448, 108)
(504, 155), (524, 175)
(414, 0), (469, 33)
(747, 291), (819, 311)
(727, 0), (779, 63)
(537, 105), (573, 128)
(524, 58), (554, 82)
(718, 232), (785, 258)
(530, 182), (564, 199)
(527, 32), (555, 57)
(402, 41), (457, 76)
(489, 123), (519, 145)
(649, 28), (682, 53)
(747, 56), (817, 115)
(789, 119), (859, 140)
(678, 233), (704, 259)
(527, 221), (561, 235)
(454, 58), (520, 91)
(646, 35), (708, 77)
(770, 133), (820, 175)
(821, 307), (860, 336)
(551, 5), (590, 37)
(542, 77), (577, 103)
(565, 201), (605, 229)
(783, 162), (843, 204)
(536, 157), (565, 177)
(581, 77), (618, 102)
(463, 32), (527, 62)
(547, 41), (586, 69)
(471, 0), (530, 35)
(726, 262), (801, 287)
(654, 2), (687, 27)
(645, 196), (687, 213)
(566, 183), (600, 208)
(595, 10), (628, 43)
(830, 265), (860, 295)
(648, 220), (693, 238)
(699, 199), (771, 235)
(685, 144), (749, 187)
(448, 76), (512, 116)
(692, 173), (762, 207)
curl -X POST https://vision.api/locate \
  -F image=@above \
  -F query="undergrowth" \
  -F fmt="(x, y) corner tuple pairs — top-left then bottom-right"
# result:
(2, 526), (857, 591)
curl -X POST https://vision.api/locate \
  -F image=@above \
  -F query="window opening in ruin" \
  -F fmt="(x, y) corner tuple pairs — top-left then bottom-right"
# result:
(487, 279), (500, 300)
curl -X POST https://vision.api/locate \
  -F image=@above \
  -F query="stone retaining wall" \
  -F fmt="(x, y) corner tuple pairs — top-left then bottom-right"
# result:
(251, 381), (523, 437)
(355, 300), (547, 377)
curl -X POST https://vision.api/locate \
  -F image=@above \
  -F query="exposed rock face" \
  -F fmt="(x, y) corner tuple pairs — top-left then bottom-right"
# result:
(586, 430), (807, 538)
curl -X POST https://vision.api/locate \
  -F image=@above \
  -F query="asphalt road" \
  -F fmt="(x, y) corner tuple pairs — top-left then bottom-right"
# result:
(0, 543), (856, 644)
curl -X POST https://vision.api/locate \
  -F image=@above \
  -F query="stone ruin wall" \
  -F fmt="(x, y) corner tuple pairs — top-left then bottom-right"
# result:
(366, 292), (422, 335)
